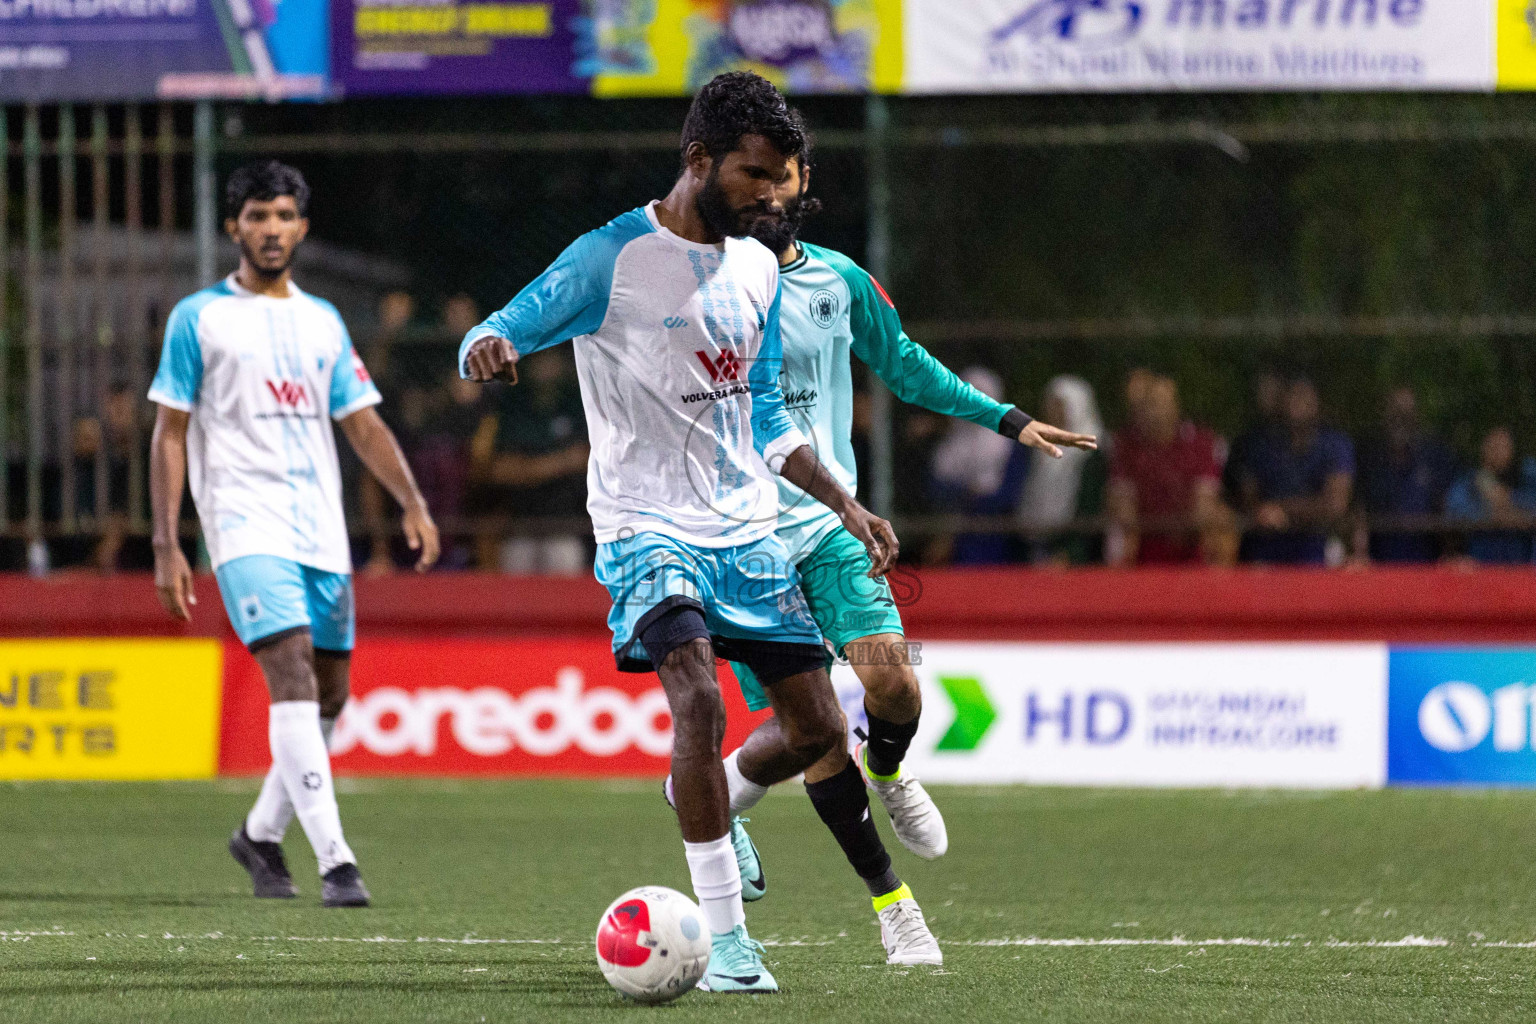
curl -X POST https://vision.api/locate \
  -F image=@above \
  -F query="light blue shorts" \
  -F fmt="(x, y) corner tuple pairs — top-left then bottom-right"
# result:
(595, 531), (824, 675)
(215, 555), (355, 652)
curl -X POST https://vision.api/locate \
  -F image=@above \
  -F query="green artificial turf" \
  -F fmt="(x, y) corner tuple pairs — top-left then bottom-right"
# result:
(2, 780), (1535, 1022)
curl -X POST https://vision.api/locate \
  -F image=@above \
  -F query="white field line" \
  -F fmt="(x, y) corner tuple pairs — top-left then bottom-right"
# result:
(1, 930), (1520, 949)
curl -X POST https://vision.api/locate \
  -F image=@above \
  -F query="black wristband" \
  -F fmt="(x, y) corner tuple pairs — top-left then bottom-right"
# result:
(997, 407), (1033, 440)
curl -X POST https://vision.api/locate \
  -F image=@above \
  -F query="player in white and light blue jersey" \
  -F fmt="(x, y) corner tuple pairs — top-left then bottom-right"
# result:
(150, 162), (440, 909)
(461, 74), (900, 992)
(712, 137), (1099, 965)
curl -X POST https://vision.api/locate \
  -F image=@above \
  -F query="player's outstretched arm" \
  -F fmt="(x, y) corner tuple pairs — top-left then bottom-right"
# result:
(462, 336), (520, 384)
(338, 407), (441, 572)
(149, 405), (197, 621)
(1011, 415), (1099, 460)
(779, 445), (898, 577)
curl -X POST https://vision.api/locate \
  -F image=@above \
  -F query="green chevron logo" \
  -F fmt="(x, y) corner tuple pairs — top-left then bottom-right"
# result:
(936, 675), (998, 752)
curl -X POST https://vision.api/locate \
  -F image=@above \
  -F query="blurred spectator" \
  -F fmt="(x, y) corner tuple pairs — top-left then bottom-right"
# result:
(1233, 377), (1355, 565)
(1015, 375), (1106, 566)
(1445, 427), (1536, 564)
(478, 349), (590, 575)
(925, 367), (1031, 565)
(365, 290), (416, 390)
(1223, 368), (1285, 509)
(1107, 374), (1233, 565)
(1354, 387), (1457, 564)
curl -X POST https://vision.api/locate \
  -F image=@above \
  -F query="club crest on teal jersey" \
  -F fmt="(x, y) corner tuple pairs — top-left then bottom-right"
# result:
(809, 289), (839, 329)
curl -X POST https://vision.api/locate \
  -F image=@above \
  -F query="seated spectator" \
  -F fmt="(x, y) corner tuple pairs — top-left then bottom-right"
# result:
(1015, 374), (1106, 566)
(479, 349), (590, 575)
(1107, 374), (1232, 565)
(1233, 376), (1355, 566)
(925, 367), (1031, 566)
(1355, 387), (1457, 564)
(1446, 427), (1536, 564)
(1223, 368), (1285, 510)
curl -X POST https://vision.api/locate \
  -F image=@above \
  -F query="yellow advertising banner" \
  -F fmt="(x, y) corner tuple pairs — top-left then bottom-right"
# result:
(590, 0), (903, 98)
(0, 640), (223, 780)
(1499, 0), (1536, 89)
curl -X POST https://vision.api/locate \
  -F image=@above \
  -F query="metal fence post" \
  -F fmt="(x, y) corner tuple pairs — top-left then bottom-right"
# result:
(58, 103), (77, 533)
(864, 94), (895, 521)
(23, 105), (44, 553)
(91, 104), (111, 527)
(0, 105), (9, 532)
(125, 105), (147, 533)
(194, 100), (217, 287)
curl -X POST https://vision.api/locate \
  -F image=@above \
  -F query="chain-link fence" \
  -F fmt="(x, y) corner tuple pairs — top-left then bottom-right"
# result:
(8, 92), (1536, 572)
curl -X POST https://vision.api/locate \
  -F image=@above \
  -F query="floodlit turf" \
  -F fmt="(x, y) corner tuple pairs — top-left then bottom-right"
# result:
(3, 780), (1536, 1023)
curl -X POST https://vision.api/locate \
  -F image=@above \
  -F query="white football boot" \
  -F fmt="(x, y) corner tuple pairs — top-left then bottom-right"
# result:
(855, 741), (949, 860)
(876, 886), (943, 966)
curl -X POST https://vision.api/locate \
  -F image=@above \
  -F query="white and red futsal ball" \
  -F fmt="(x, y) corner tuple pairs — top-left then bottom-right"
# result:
(595, 885), (711, 1003)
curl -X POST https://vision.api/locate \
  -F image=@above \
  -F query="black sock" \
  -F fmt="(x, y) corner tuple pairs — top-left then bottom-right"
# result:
(863, 704), (919, 778)
(805, 761), (902, 898)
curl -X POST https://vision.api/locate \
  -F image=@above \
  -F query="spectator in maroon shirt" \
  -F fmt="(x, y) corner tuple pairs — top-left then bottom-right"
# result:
(1107, 374), (1232, 565)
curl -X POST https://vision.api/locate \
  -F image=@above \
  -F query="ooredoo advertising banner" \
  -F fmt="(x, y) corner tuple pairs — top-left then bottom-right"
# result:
(0, 639), (223, 780)
(0, 0), (331, 101)
(833, 642), (1389, 788)
(904, 0), (1496, 93)
(218, 638), (770, 775)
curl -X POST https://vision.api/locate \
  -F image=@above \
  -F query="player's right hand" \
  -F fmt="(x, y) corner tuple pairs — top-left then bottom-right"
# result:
(464, 336), (519, 384)
(840, 502), (900, 578)
(153, 545), (197, 622)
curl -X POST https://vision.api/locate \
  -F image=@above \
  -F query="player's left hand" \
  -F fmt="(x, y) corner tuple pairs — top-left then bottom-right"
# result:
(403, 502), (441, 572)
(840, 501), (899, 578)
(1018, 420), (1098, 459)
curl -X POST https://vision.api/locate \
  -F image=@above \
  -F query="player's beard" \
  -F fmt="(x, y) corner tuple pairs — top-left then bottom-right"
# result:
(238, 237), (297, 280)
(749, 190), (820, 257)
(695, 166), (770, 240)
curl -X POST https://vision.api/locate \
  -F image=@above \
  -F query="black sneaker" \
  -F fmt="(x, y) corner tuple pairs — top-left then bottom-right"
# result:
(228, 826), (298, 899)
(321, 863), (371, 908)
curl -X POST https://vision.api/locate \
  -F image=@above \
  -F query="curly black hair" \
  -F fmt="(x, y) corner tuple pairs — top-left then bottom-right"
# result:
(680, 71), (809, 169)
(224, 160), (310, 220)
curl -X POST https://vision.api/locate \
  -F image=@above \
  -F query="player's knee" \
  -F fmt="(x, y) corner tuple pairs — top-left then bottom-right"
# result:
(787, 701), (845, 769)
(863, 662), (920, 710)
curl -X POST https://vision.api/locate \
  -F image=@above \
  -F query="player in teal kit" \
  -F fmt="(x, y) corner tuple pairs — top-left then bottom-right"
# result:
(713, 137), (1098, 961)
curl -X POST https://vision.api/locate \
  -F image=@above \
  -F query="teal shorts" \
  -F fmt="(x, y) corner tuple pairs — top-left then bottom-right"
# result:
(594, 530), (824, 675)
(730, 526), (904, 712)
(214, 554), (355, 652)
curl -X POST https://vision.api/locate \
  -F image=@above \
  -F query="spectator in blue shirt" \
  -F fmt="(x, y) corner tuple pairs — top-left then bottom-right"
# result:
(1446, 426), (1536, 564)
(1356, 387), (1457, 563)
(1233, 377), (1355, 565)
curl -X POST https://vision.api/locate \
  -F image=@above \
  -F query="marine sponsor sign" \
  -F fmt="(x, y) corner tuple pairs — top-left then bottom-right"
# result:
(0, 639), (222, 780)
(904, 0), (1495, 93)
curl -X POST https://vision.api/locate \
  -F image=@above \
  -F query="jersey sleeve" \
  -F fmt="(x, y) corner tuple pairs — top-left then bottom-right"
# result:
(330, 324), (383, 421)
(833, 255), (1012, 431)
(147, 298), (204, 411)
(749, 280), (810, 473)
(459, 229), (619, 378)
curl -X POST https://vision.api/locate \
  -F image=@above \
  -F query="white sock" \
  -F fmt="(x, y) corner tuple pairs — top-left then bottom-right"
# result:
(246, 716), (336, 844)
(268, 702), (355, 874)
(724, 749), (769, 817)
(684, 835), (745, 936)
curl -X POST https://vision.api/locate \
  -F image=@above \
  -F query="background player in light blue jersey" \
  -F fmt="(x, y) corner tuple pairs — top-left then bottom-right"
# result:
(150, 162), (440, 908)
(460, 73), (926, 987)
(715, 132), (1098, 957)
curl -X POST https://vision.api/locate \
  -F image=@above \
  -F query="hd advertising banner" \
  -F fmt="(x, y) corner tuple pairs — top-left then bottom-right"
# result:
(904, 0), (1496, 93)
(0, 0), (331, 102)
(0, 639), (223, 780)
(833, 642), (1389, 788)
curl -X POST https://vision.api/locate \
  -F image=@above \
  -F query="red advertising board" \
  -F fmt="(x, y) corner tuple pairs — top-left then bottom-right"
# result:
(219, 638), (772, 776)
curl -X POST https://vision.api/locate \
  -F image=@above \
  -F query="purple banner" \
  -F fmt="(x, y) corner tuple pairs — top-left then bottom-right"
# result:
(332, 0), (587, 96)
